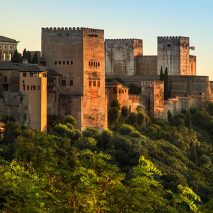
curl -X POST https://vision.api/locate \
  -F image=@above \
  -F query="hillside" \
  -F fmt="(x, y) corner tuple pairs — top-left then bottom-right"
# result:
(1, 103), (213, 212)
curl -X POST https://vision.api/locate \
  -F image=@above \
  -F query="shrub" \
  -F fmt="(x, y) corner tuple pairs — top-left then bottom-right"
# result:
(119, 124), (136, 135)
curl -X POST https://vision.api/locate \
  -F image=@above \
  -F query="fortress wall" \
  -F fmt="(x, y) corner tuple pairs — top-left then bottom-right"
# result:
(136, 56), (157, 76)
(168, 76), (211, 98)
(105, 39), (143, 76)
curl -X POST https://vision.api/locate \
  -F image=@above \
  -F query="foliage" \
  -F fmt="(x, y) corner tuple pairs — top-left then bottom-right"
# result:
(1, 106), (213, 211)
(11, 50), (22, 63)
(32, 53), (39, 64)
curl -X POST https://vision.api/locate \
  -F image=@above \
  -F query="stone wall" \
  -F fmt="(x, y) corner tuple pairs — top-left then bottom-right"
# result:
(105, 39), (143, 76)
(42, 27), (84, 95)
(160, 95), (204, 119)
(136, 56), (157, 76)
(106, 82), (140, 113)
(42, 27), (107, 130)
(0, 41), (17, 61)
(0, 69), (20, 94)
(0, 92), (29, 125)
(157, 36), (193, 75)
(168, 76), (211, 99)
(141, 80), (164, 117)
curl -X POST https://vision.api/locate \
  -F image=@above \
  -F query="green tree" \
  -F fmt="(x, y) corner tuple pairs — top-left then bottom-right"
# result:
(31, 52), (39, 64)
(164, 67), (169, 100)
(11, 50), (22, 63)
(160, 66), (164, 81)
(108, 107), (120, 125)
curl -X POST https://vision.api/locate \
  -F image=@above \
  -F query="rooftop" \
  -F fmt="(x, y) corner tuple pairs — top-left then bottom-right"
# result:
(0, 62), (46, 72)
(0, 36), (18, 43)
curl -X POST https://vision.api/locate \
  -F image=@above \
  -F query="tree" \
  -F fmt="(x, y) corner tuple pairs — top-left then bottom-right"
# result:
(110, 100), (120, 109)
(164, 67), (169, 100)
(108, 107), (120, 125)
(31, 52), (39, 64)
(22, 49), (32, 63)
(160, 66), (164, 81)
(11, 50), (22, 63)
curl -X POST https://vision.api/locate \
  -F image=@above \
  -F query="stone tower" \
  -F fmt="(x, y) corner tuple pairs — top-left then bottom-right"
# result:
(157, 36), (196, 76)
(105, 39), (143, 76)
(42, 27), (107, 130)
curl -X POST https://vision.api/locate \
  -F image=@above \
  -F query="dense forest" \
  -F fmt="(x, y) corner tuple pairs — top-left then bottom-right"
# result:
(1, 102), (213, 212)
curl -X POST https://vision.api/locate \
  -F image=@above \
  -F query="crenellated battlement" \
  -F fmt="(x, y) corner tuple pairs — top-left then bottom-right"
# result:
(42, 27), (104, 34)
(158, 36), (189, 43)
(158, 36), (181, 42)
(105, 39), (142, 44)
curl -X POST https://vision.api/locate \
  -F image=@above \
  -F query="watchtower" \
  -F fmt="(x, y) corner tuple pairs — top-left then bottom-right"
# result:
(42, 27), (107, 129)
(157, 36), (195, 76)
(105, 39), (143, 76)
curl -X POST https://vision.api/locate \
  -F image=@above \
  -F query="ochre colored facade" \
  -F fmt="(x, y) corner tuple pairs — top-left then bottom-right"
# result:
(141, 81), (164, 117)
(0, 62), (47, 132)
(42, 27), (107, 130)
(19, 70), (47, 132)
(106, 81), (140, 112)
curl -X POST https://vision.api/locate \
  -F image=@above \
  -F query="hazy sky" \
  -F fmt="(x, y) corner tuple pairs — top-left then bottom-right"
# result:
(0, 0), (213, 78)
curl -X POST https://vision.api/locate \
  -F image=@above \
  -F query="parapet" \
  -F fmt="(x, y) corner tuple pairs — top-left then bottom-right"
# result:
(105, 38), (142, 44)
(168, 75), (209, 82)
(158, 36), (189, 43)
(42, 27), (104, 35)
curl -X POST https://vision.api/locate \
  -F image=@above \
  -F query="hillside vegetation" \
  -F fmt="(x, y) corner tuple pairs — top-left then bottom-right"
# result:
(1, 102), (213, 212)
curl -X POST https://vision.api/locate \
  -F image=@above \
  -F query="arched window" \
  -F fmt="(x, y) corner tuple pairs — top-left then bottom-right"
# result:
(59, 61), (61, 65)
(55, 61), (57, 65)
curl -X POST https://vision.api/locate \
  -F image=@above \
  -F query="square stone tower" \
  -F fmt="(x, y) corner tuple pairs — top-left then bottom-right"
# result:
(105, 39), (143, 76)
(42, 27), (107, 130)
(157, 36), (196, 76)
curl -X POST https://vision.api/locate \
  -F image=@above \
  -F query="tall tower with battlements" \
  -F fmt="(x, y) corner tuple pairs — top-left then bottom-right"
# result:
(42, 27), (107, 130)
(105, 39), (143, 76)
(157, 36), (196, 76)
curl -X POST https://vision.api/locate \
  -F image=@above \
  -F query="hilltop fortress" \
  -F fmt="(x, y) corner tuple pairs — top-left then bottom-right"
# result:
(0, 28), (212, 130)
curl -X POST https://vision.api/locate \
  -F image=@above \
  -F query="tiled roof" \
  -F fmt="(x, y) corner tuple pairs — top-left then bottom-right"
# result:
(0, 62), (46, 72)
(0, 36), (18, 43)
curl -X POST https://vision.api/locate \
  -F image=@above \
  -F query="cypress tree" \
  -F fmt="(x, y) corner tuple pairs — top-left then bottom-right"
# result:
(160, 66), (164, 81)
(11, 50), (22, 63)
(164, 67), (169, 100)
(31, 53), (39, 64)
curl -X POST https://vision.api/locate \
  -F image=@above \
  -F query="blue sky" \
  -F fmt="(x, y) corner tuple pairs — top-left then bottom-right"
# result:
(0, 0), (213, 78)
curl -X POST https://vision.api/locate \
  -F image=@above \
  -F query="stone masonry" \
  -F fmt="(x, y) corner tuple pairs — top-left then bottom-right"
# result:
(42, 27), (107, 130)
(105, 39), (143, 76)
(0, 36), (18, 61)
(157, 36), (196, 75)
